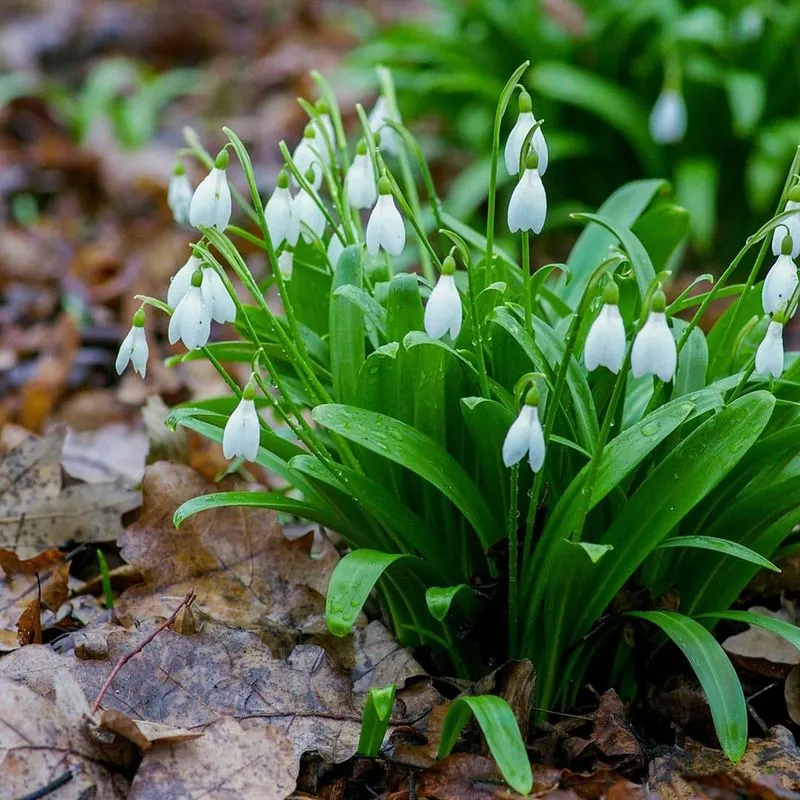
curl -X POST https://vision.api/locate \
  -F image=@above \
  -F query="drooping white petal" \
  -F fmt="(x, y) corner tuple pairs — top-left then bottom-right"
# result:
(502, 405), (535, 467)
(508, 168), (547, 234)
(771, 201), (800, 258)
(290, 189), (326, 245)
(345, 153), (377, 209)
(631, 311), (677, 382)
(649, 89), (687, 144)
(584, 304), (626, 373)
(278, 250), (294, 280)
(189, 168), (232, 231)
(762, 253), (798, 315)
(327, 231), (345, 269)
(366, 194), (405, 256)
(115, 325), (148, 378)
(168, 285), (211, 350)
(527, 407), (546, 472)
(503, 112), (548, 176)
(368, 96), (401, 155)
(265, 185), (293, 247)
(424, 274), (462, 340)
(531, 126), (548, 175)
(167, 173), (193, 226)
(755, 320), (784, 378)
(222, 398), (260, 461)
(291, 139), (323, 190)
(315, 114), (335, 158)
(201, 268), (237, 324)
(167, 255), (200, 309)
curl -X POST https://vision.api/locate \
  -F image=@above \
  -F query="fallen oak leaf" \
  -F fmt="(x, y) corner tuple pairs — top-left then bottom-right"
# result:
(722, 606), (800, 678)
(93, 709), (203, 752)
(0, 547), (64, 575)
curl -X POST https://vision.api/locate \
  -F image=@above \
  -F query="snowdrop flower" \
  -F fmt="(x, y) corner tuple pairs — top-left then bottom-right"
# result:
(278, 249), (294, 281)
(168, 268), (211, 350)
(327, 229), (345, 269)
(291, 125), (323, 190)
(584, 282), (626, 373)
(763, 235), (798, 315)
(502, 386), (545, 472)
(345, 140), (377, 209)
(222, 381), (260, 461)
(649, 88), (687, 144)
(189, 150), (232, 232)
(424, 255), (462, 340)
(201, 267), (236, 324)
(366, 175), (405, 256)
(313, 99), (336, 162)
(508, 150), (547, 234)
(287, 175), (326, 246)
(116, 308), (148, 378)
(504, 90), (548, 176)
(771, 188), (800, 258)
(167, 162), (192, 226)
(755, 316), (785, 379)
(368, 96), (401, 156)
(265, 170), (293, 247)
(167, 255), (199, 309)
(631, 290), (677, 382)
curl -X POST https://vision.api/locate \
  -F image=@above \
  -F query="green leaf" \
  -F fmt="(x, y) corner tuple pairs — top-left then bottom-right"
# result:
(631, 203), (690, 275)
(725, 71), (766, 139)
(313, 404), (500, 548)
(627, 611), (747, 762)
(330, 245), (365, 405)
(426, 585), (472, 621)
(574, 542), (613, 564)
(695, 610), (800, 652)
(655, 536), (780, 572)
(333, 284), (387, 340)
(386, 272), (425, 343)
(675, 158), (719, 253)
(358, 685), (396, 757)
(438, 695), (532, 795)
(673, 319), (708, 397)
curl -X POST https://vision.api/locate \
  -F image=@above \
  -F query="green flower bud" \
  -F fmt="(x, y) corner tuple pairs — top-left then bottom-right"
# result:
(214, 149), (229, 170)
(788, 184), (800, 203)
(524, 385), (540, 407)
(303, 124), (316, 139)
(316, 99), (330, 115)
(782, 234), (794, 256)
(243, 381), (256, 401)
(356, 139), (368, 156)
(602, 280), (620, 305)
(276, 169), (289, 189)
(774, 309), (789, 325)
(132, 308), (146, 327)
(525, 149), (539, 171)
(651, 289), (667, 313)
(441, 254), (456, 276)
(305, 166), (316, 183)
(173, 161), (185, 176)
(377, 175), (392, 195)
(373, 130), (382, 147)
(519, 90), (533, 114)
(191, 268), (203, 288)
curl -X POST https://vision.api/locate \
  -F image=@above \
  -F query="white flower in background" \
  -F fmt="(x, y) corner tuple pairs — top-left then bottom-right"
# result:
(366, 176), (405, 256)
(763, 235), (798, 315)
(631, 291), (677, 382)
(200, 267), (236, 324)
(116, 308), (148, 378)
(504, 90), (548, 176)
(189, 150), (232, 231)
(508, 150), (547, 234)
(222, 382), (260, 461)
(167, 255), (199, 308)
(755, 317), (785, 378)
(167, 162), (192, 226)
(291, 125), (323, 190)
(771, 191), (800, 258)
(265, 170), (293, 247)
(313, 99), (336, 161)
(424, 255), (462, 340)
(502, 388), (545, 472)
(368, 95), (401, 156)
(345, 140), (377, 209)
(649, 88), (687, 144)
(327, 229), (345, 269)
(584, 282), (626, 373)
(278, 249), (294, 281)
(287, 181), (326, 245)
(168, 268), (212, 350)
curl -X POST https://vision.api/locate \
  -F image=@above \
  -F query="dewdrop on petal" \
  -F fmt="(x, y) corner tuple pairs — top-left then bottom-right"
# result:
(631, 290), (677, 382)
(771, 187), (800, 258)
(424, 254), (462, 340)
(649, 88), (687, 144)
(116, 308), (148, 378)
(504, 90), (548, 176)
(755, 314), (786, 378)
(366, 175), (405, 256)
(222, 380), (260, 462)
(291, 125), (323, 190)
(288, 172), (325, 245)
(368, 96), (401, 156)
(168, 267), (211, 350)
(265, 170), (293, 247)
(508, 150), (547, 234)
(327, 229), (345, 269)
(584, 281), (626, 373)
(167, 162), (193, 226)
(345, 140), (377, 209)
(278, 249), (294, 281)
(762, 234), (798, 315)
(189, 149), (232, 232)
(502, 386), (545, 472)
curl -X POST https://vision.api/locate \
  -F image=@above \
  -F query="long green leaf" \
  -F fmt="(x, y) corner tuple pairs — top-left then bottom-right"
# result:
(426, 584), (472, 622)
(358, 685), (396, 757)
(655, 536), (780, 572)
(330, 245), (365, 405)
(696, 610), (800, 652)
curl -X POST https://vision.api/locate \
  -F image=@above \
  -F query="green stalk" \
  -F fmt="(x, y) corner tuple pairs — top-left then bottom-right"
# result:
(521, 231), (532, 332)
(507, 464), (520, 657)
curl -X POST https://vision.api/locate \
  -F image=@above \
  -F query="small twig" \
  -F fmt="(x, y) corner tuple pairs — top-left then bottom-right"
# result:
(19, 770), (73, 800)
(90, 589), (196, 714)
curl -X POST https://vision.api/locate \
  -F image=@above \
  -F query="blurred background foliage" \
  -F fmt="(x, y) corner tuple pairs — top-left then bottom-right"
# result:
(347, 0), (800, 270)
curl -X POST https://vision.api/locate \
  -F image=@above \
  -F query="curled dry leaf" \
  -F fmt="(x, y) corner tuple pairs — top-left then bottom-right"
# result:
(0, 547), (64, 575)
(722, 606), (800, 678)
(61, 422), (149, 484)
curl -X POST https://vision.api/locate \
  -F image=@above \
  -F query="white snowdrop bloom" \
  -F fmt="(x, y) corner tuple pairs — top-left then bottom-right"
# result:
(200, 267), (236, 324)
(278, 250), (294, 281)
(327, 230), (345, 269)
(368, 96), (401, 156)
(167, 163), (192, 226)
(168, 269), (212, 350)
(424, 256), (462, 340)
(649, 89), (687, 144)
(630, 292), (677, 382)
(167, 255), (200, 309)
(189, 150), (232, 232)
(584, 285), (626, 373)
(755, 319), (785, 378)
(313, 101), (336, 161)
(345, 140), (377, 209)
(366, 176), (405, 256)
(762, 236), (798, 315)
(222, 385), (260, 462)
(115, 309), (148, 378)
(771, 196), (800, 258)
(504, 90), (548, 176)
(287, 186), (326, 246)
(508, 151), (547, 234)
(265, 171), (293, 247)
(502, 391), (545, 472)
(291, 126), (323, 190)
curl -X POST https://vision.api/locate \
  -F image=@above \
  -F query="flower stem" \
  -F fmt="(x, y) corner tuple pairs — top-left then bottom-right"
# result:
(522, 231), (532, 332)
(507, 463), (520, 657)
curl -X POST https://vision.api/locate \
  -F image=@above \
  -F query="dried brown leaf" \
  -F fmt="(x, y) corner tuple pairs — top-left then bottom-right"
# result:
(722, 607), (800, 678)
(0, 547), (64, 575)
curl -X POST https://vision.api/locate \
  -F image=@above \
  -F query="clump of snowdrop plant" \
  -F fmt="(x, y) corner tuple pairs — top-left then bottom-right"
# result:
(118, 62), (800, 786)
